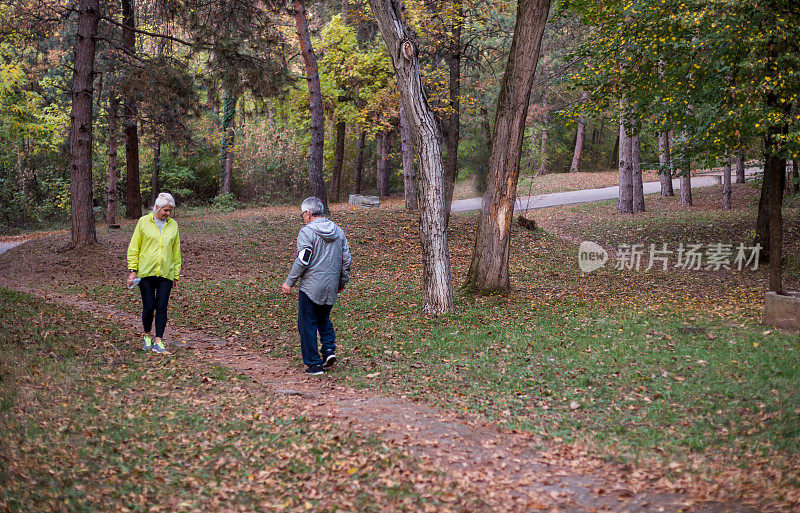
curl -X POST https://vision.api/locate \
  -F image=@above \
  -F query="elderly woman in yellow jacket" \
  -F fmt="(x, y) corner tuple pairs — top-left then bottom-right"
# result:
(126, 192), (182, 354)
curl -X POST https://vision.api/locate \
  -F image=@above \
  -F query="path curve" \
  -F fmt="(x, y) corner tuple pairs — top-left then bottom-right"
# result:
(452, 168), (762, 214)
(6, 285), (760, 513)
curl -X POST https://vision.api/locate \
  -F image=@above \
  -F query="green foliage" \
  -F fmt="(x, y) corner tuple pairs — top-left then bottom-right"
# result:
(561, 0), (800, 162)
(211, 192), (238, 211)
(0, 50), (69, 232)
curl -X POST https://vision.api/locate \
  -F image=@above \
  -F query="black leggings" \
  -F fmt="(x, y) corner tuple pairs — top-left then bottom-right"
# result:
(139, 277), (173, 338)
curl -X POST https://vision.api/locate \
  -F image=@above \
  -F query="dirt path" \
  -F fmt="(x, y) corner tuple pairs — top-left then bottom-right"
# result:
(8, 285), (758, 513)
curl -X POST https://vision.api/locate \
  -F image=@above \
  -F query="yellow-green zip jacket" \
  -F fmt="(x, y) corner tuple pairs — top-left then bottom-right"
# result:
(127, 213), (182, 281)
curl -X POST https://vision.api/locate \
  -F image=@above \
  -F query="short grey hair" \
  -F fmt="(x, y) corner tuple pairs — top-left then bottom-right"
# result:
(152, 192), (176, 212)
(301, 197), (324, 217)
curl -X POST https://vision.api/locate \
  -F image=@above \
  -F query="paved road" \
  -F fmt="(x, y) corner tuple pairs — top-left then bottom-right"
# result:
(0, 242), (22, 255)
(452, 167), (761, 214)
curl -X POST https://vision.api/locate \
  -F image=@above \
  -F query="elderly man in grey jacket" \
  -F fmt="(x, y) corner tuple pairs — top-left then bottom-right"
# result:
(281, 197), (351, 375)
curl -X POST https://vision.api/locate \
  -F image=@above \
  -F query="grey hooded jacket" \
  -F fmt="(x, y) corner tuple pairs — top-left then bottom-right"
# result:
(284, 217), (351, 305)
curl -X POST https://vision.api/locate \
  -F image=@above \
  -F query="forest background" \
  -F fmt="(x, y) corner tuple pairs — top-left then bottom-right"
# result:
(5, 0), (796, 233)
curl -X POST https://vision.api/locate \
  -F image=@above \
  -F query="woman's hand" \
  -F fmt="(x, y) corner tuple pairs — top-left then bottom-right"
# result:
(127, 271), (137, 287)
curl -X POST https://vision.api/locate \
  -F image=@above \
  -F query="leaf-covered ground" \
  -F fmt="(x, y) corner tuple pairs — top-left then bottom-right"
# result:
(1, 179), (798, 511)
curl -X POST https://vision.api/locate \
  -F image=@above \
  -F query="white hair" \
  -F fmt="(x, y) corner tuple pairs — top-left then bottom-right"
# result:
(152, 192), (176, 212)
(301, 197), (324, 217)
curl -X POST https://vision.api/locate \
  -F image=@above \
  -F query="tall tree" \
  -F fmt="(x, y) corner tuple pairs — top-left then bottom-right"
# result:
(722, 155), (732, 210)
(369, 0), (455, 313)
(631, 134), (644, 211)
(399, 104), (418, 209)
(106, 93), (120, 226)
(375, 130), (391, 197)
(353, 129), (365, 194)
(330, 121), (346, 202)
(293, 0), (328, 212)
(617, 113), (633, 213)
(658, 131), (674, 196)
(569, 91), (589, 173)
(464, 0), (551, 293)
(219, 95), (237, 195)
(69, 0), (100, 246)
(122, 0), (141, 218)
(440, 0), (463, 224)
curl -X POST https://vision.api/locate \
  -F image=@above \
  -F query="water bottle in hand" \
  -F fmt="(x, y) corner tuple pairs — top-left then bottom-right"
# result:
(128, 277), (141, 290)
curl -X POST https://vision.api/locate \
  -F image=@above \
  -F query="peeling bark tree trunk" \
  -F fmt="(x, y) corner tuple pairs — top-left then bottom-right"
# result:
(122, 0), (140, 219)
(107, 94), (119, 226)
(658, 131), (674, 196)
(220, 95), (237, 195)
(722, 154), (732, 210)
(369, 0), (454, 313)
(330, 121), (345, 202)
(399, 105), (418, 210)
(294, 0), (328, 213)
(464, 0), (551, 293)
(569, 92), (589, 173)
(353, 129), (365, 194)
(376, 131), (391, 197)
(69, 0), (100, 247)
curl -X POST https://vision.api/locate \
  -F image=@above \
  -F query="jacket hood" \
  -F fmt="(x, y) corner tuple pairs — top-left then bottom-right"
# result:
(307, 218), (340, 241)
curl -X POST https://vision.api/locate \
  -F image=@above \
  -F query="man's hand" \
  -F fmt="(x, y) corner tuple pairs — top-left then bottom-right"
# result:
(280, 283), (291, 295)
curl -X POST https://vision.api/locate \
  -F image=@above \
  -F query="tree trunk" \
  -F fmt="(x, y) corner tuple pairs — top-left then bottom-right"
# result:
(617, 111), (633, 213)
(220, 94), (237, 195)
(369, 0), (455, 313)
(631, 134), (644, 212)
(399, 105), (418, 210)
(792, 160), (799, 194)
(122, 0), (140, 219)
(442, 2), (462, 225)
(735, 150), (745, 184)
(151, 138), (161, 205)
(677, 131), (692, 206)
(69, 0), (100, 247)
(537, 104), (548, 175)
(755, 171), (771, 262)
(294, 0), (328, 213)
(107, 94), (119, 226)
(658, 131), (674, 196)
(464, 0), (551, 293)
(722, 154), (732, 210)
(353, 129), (365, 194)
(679, 166), (692, 206)
(766, 151), (785, 293)
(376, 131), (391, 197)
(569, 92), (588, 173)
(330, 121), (345, 202)
(611, 132), (619, 167)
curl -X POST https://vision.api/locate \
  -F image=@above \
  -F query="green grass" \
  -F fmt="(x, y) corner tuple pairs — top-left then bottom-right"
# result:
(5, 183), (800, 499)
(0, 289), (487, 512)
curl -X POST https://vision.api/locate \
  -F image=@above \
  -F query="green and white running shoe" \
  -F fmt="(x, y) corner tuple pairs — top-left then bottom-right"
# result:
(142, 334), (153, 351)
(151, 339), (170, 354)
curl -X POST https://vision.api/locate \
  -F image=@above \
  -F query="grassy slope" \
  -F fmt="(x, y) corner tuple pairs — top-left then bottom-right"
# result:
(0, 290), (487, 512)
(1, 179), (798, 508)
